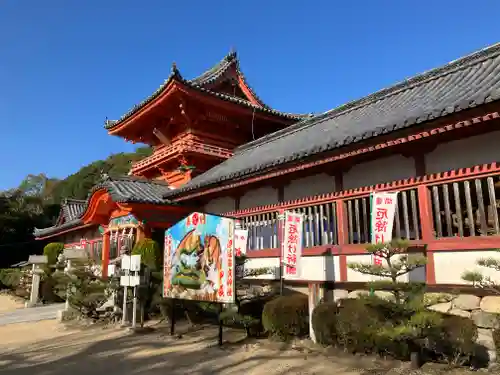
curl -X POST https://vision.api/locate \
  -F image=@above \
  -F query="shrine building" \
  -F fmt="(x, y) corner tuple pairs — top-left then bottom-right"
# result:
(35, 43), (500, 290)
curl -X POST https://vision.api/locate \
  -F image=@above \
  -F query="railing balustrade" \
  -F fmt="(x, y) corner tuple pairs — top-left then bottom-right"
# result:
(344, 188), (421, 244)
(226, 163), (500, 252)
(430, 175), (500, 238)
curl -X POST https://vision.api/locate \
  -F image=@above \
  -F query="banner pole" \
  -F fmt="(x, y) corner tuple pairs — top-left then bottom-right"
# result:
(278, 210), (285, 296)
(369, 192), (375, 297)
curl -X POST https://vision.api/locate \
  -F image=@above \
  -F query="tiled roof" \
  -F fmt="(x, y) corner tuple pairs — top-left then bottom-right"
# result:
(164, 42), (500, 199)
(34, 176), (172, 238)
(104, 51), (308, 130)
(56, 198), (86, 224)
(91, 175), (172, 204)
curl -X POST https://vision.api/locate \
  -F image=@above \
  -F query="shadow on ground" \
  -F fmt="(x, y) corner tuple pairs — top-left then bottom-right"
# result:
(0, 323), (481, 375)
(0, 325), (326, 375)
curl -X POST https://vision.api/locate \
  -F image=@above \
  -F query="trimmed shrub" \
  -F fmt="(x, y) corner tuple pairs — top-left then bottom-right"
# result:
(132, 239), (162, 270)
(0, 268), (22, 290)
(360, 294), (416, 323)
(311, 302), (338, 346)
(43, 242), (64, 265)
(262, 293), (308, 340)
(429, 314), (478, 365)
(336, 298), (382, 353)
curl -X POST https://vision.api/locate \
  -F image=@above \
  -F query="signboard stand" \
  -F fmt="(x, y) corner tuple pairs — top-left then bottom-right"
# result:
(170, 299), (176, 336)
(218, 303), (223, 346)
(163, 212), (238, 347)
(121, 268), (129, 327)
(120, 254), (141, 329)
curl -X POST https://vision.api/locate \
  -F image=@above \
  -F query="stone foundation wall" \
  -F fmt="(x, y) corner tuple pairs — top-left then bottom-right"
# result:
(332, 289), (500, 365)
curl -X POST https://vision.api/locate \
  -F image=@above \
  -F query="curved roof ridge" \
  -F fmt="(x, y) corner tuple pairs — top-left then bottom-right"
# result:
(188, 50), (237, 86)
(104, 51), (306, 129)
(236, 42), (500, 154)
(34, 176), (173, 238)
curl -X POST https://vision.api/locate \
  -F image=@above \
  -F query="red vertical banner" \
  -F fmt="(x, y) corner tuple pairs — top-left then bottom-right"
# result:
(282, 211), (303, 279)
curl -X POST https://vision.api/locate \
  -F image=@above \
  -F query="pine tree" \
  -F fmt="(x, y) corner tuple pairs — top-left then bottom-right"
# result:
(462, 250), (500, 293)
(52, 259), (117, 321)
(347, 238), (427, 304)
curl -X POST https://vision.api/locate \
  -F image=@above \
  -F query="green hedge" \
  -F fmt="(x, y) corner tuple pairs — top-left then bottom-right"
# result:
(311, 302), (338, 346)
(311, 296), (479, 365)
(262, 294), (308, 340)
(0, 268), (22, 290)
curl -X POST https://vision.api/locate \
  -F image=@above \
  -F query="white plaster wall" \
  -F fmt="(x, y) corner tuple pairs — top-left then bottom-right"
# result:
(434, 250), (500, 284)
(239, 186), (278, 210)
(345, 254), (423, 282)
(283, 173), (336, 201)
(244, 255), (341, 282)
(203, 196), (235, 215)
(426, 131), (500, 174)
(343, 154), (415, 190)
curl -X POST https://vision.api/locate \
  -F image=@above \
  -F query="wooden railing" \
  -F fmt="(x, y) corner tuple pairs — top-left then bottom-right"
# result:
(131, 135), (233, 173)
(344, 188), (421, 244)
(226, 163), (500, 252)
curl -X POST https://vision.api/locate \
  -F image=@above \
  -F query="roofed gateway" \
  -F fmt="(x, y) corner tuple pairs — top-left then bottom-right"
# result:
(36, 43), (500, 290)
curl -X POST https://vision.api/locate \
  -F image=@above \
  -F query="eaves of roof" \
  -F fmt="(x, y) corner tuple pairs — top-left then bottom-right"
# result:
(163, 42), (500, 199)
(104, 52), (308, 130)
(34, 176), (173, 238)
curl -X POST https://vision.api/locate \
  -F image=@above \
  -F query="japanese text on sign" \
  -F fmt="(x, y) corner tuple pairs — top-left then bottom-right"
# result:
(234, 229), (248, 279)
(370, 192), (399, 266)
(282, 211), (303, 279)
(234, 229), (248, 257)
(163, 234), (173, 294)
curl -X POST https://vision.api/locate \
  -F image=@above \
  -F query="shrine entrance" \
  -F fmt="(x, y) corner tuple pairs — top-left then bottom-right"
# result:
(80, 188), (193, 277)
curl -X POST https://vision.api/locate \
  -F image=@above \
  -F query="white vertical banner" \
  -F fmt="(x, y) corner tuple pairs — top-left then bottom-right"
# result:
(282, 211), (303, 279)
(234, 229), (249, 257)
(370, 191), (399, 265)
(234, 229), (249, 278)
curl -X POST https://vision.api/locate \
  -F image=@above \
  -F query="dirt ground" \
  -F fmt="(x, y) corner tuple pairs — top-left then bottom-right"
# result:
(0, 317), (484, 375)
(0, 294), (24, 313)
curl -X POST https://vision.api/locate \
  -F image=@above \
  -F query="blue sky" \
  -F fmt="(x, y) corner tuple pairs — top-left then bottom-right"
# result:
(1, 0), (500, 191)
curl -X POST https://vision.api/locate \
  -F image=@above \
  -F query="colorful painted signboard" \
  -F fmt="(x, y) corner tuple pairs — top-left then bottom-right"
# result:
(370, 191), (399, 265)
(282, 211), (303, 279)
(108, 214), (139, 231)
(163, 212), (235, 303)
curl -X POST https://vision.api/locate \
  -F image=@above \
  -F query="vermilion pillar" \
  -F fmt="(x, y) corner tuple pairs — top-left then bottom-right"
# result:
(417, 185), (436, 284)
(101, 231), (111, 278)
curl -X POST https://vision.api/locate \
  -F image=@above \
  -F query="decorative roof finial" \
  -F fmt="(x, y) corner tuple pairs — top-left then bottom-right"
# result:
(228, 47), (237, 60)
(171, 61), (179, 75)
(99, 169), (110, 182)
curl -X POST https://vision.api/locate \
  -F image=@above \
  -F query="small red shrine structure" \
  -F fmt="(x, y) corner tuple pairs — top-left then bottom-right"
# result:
(35, 43), (500, 290)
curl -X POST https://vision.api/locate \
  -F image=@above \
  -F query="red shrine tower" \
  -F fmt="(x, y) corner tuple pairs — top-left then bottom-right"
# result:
(104, 51), (303, 188)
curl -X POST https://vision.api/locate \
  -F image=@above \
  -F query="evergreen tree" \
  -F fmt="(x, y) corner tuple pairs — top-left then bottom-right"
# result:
(462, 250), (500, 293)
(347, 238), (427, 304)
